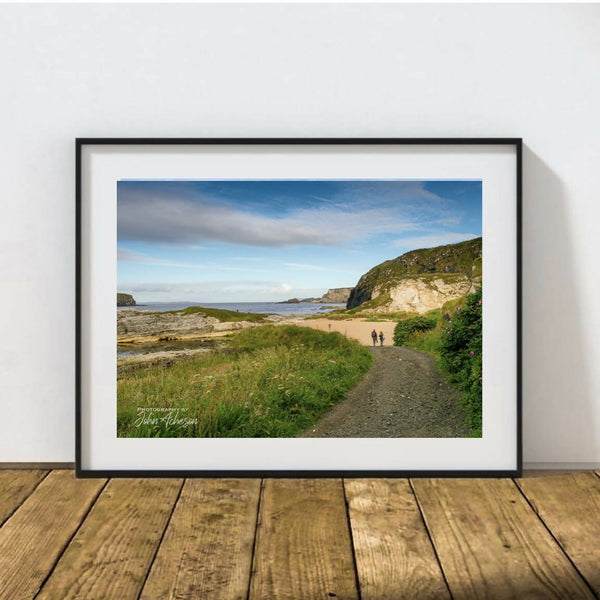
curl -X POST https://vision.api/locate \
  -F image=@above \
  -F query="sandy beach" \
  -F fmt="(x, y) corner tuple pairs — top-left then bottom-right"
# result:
(295, 318), (397, 347)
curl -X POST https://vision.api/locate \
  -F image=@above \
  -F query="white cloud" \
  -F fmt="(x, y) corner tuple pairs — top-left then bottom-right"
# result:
(118, 195), (417, 248)
(276, 283), (294, 293)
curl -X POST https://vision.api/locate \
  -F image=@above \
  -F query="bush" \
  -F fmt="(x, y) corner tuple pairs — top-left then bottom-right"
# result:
(439, 288), (482, 434)
(393, 315), (437, 346)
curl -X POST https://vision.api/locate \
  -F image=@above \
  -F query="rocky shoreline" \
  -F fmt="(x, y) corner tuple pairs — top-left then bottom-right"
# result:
(117, 308), (271, 344)
(116, 308), (310, 371)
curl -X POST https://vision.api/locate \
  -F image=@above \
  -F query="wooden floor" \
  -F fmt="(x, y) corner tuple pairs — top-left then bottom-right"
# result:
(1, 471), (599, 599)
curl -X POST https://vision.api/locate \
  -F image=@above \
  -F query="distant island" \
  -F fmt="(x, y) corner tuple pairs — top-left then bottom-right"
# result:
(117, 293), (136, 307)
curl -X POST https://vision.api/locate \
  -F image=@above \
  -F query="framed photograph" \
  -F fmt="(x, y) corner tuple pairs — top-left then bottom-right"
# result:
(76, 138), (522, 477)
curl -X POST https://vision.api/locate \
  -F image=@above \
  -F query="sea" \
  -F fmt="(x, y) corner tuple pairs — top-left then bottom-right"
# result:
(121, 301), (346, 315)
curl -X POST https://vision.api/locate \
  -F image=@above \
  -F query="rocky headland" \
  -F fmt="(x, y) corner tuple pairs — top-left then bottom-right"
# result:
(319, 287), (354, 303)
(347, 237), (482, 314)
(280, 287), (354, 304)
(117, 293), (136, 307)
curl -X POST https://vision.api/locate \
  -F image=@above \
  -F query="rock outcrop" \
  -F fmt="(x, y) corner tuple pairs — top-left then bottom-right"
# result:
(117, 293), (136, 307)
(371, 274), (477, 314)
(117, 309), (256, 342)
(319, 287), (354, 303)
(347, 237), (482, 313)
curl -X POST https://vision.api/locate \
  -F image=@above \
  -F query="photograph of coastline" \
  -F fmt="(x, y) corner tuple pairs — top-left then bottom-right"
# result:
(117, 180), (483, 439)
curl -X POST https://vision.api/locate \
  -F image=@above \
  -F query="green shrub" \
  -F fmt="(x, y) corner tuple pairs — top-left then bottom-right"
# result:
(439, 288), (482, 435)
(393, 315), (437, 346)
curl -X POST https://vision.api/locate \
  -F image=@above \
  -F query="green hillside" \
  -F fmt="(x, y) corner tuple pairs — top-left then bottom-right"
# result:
(347, 237), (482, 309)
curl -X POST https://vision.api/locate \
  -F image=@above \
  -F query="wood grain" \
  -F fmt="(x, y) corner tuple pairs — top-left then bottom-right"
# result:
(140, 478), (261, 600)
(36, 478), (182, 600)
(250, 479), (358, 600)
(517, 472), (600, 595)
(345, 479), (450, 600)
(411, 478), (595, 600)
(0, 469), (47, 526)
(0, 470), (104, 600)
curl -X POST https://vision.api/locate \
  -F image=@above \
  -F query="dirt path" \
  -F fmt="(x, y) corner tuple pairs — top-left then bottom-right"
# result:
(300, 346), (470, 438)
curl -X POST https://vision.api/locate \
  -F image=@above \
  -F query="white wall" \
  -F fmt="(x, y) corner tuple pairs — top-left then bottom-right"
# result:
(1, 4), (599, 466)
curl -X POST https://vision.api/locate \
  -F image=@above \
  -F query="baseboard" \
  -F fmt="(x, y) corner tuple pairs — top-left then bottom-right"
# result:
(0, 462), (598, 473)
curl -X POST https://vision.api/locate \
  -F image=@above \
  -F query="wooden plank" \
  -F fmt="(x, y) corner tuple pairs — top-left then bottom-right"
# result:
(140, 479), (261, 600)
(36, 478), (182, 600)
(0, 469), (47, 526)
(345, 479), (450, 600)
(411, 478), (595, 600)
(250, 479), (358, 600)
(0, 470), (104, 600)
(517, 473), (600, 595)
(522, 469), (589, 477)
(0, 462), (74, 469)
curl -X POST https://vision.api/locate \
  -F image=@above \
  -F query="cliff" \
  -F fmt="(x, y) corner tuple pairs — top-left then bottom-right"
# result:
(347, 237), (482, 313)
(319, 287), (354, 303)
(117, 293), (136, 306)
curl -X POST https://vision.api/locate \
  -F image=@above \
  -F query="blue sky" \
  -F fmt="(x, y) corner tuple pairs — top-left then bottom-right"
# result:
(117, 180), (482, 303)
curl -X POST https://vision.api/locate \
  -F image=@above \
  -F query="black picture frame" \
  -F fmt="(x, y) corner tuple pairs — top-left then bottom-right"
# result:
(76, 138), (522, 478)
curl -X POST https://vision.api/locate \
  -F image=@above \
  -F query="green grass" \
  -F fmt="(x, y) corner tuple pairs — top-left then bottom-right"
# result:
(313, 302), (443, 322)
(157, 305), (268, 323)
(313, 307), (421, 321)
(404, 328), (443, 360)
(117, 325), (373, 438)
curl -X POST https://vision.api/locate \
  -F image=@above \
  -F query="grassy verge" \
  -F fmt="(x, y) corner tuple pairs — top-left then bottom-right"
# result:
(117, 325), (373, 438)
(403, 328), (443, 360)
(310, 308), (423, 321)
(157, 305), (268, 322)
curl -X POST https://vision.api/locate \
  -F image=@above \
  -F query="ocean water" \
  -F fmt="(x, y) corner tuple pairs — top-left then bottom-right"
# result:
(121, 301), (346, 315)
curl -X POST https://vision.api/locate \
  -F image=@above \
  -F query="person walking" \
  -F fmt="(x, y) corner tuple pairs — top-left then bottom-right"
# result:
(371, 329), (378, 347)
(379, 331), (385, 346)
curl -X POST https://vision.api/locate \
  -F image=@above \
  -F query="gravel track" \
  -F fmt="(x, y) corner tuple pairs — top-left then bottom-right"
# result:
(300, 346), (470, 438)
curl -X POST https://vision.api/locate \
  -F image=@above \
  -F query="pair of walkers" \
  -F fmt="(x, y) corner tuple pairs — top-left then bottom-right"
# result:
(371, 329), (385, 347)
